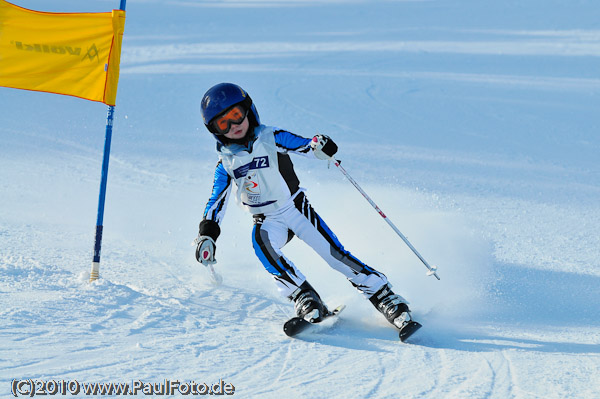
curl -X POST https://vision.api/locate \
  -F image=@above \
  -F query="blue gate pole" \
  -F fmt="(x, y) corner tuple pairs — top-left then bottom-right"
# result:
(90, 106), (115, 282)
(90, 0), (127, 282)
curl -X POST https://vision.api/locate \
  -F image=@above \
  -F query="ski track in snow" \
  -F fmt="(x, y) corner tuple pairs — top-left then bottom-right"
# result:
(2, 0), (600, 398)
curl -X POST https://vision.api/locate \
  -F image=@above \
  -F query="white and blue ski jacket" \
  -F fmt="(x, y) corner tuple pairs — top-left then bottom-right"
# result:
(202, 125), (317, 227)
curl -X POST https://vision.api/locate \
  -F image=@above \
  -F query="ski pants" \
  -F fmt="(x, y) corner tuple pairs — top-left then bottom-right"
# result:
(252, 192), (388, 299)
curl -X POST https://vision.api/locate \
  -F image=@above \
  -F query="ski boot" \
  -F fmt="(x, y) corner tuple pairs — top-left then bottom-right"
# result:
(369, 284), (421, 341)
(290, 281), (329, 323)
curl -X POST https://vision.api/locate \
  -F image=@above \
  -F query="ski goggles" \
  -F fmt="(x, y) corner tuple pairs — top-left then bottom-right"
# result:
(211, 105), (248, 134)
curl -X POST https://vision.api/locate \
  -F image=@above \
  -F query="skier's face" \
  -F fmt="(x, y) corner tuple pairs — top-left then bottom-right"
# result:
(223, 115), (249, 140)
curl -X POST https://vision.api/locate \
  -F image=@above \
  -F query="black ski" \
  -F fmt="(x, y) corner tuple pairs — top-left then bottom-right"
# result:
(283, 305), (345, 337)
(398, 320), (422, 342)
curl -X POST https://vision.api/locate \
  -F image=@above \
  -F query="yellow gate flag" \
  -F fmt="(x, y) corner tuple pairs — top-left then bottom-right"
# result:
(0, 1), (125, 105)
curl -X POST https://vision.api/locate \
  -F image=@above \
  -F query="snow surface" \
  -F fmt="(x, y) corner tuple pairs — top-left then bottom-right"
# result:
(1, 0), (599, 398)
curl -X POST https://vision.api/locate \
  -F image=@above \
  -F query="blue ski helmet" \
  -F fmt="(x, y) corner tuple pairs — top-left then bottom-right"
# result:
(201, 83), (260, 135)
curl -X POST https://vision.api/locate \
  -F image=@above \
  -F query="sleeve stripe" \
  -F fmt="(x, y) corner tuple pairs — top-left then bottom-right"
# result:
(274, 130), (312, 153)
(203, 161), (232, 223)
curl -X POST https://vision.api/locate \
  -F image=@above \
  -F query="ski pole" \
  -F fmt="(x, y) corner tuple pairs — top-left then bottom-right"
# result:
(333, 159), (440, 280)
(208, 264), (223, 286)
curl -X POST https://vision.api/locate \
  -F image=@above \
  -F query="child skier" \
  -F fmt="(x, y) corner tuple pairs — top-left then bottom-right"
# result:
(195, 82), (415, 332)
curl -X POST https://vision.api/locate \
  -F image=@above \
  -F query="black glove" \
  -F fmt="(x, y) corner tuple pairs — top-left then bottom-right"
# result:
(195, 219), (221, 266)
(195, 236), (216, 265)
(310, 134), (338, 160)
